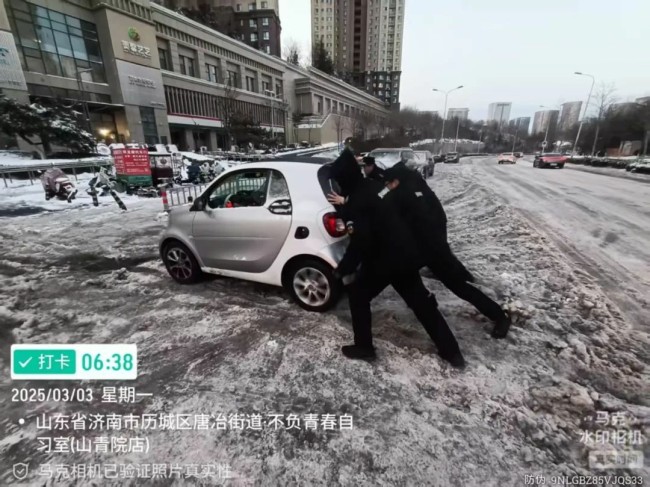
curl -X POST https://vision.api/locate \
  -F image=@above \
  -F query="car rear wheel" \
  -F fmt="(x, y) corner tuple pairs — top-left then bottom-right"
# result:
(162, 241), (203, 284)
(285, 259), (341, 312)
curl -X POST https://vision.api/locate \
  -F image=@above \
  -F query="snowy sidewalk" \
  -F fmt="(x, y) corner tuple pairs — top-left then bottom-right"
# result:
(0, 160), (647, 485)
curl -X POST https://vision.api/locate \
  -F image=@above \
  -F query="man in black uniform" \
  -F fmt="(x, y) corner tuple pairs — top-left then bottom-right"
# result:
(360, 155), (385, 181)
(382, 162), (512, 339)
(328, 149), (465, 367)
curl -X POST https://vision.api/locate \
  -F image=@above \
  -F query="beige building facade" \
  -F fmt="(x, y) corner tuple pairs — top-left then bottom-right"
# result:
(0, 0), (389, 152)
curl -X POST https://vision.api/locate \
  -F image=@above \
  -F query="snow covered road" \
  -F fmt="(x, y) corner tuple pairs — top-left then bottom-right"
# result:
(0, 161), (648, 485)
(465, 156), (650, 332)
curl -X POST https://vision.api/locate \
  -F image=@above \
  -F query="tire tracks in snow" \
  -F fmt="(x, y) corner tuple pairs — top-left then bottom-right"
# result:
(469, 158), (649, 333)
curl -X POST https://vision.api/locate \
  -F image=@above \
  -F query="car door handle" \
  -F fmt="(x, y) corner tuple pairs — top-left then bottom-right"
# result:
(268, 199), (292, 215)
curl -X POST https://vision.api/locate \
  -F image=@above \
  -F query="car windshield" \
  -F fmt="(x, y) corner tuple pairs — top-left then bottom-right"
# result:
(370, 151), (402, 165)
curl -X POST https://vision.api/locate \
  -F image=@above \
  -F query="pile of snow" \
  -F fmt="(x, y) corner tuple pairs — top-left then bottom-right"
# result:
(0, 172), (141, 215)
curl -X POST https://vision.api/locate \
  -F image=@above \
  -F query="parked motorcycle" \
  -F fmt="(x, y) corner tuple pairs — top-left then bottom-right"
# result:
(40, 168), (77, 203)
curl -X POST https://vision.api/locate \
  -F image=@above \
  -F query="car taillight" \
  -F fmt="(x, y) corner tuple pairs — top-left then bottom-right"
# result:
(323, 212), (347, 238)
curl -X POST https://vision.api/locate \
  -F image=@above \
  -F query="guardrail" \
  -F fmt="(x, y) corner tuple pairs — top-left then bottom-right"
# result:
(0, 159), (113, 187)
(163, 183), (210, 210)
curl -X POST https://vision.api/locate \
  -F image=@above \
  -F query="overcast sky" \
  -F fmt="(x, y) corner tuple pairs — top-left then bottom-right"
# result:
(279, 0), (650, 120)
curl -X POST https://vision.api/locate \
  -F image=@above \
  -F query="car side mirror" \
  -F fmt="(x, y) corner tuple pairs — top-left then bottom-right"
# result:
(191, 197), (205, 212)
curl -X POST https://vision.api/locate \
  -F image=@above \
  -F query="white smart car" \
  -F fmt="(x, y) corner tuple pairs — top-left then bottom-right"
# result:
(159, 161), (349, 312)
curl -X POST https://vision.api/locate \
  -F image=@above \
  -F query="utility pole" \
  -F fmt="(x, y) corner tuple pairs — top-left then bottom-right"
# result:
(454, 118), (460, 151)
(265, 89), (278, 146)
(511, 119), (520, 153)
(572, 72), (596, 156)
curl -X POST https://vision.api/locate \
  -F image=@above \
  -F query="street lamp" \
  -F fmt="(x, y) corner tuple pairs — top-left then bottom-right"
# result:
(432, 85), (463, 153)
(76, 67), (93, 136)
(572, 72), (596, 157)
(539, 104), (560, 154)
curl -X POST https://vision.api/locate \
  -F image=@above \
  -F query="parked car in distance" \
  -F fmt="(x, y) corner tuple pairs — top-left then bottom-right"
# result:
(159, 161), (348, 312)
(444, 152), (460, 163)
(627, 159), (650, 174)
(412, 150), (435, 178)
(514, 152), (523, 158)
(433, 154), (445, 163)
(533, 153), (567, 169)
(497, 152), (518, 164)
(368, 147), (416, 170)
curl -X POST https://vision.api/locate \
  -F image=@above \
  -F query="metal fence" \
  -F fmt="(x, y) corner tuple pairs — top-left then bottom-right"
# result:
(165, 183), (210, 208)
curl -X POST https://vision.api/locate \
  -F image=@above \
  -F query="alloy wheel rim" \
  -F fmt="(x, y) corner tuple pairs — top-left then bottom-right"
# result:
(293, 267), (330, 307)
(166, 248), (193, 280)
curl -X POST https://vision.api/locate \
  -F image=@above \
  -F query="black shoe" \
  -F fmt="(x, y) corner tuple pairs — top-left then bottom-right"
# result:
(440, 352), (466, 369)
(341, 345), (376, 361)
(491, 311), (512, 339)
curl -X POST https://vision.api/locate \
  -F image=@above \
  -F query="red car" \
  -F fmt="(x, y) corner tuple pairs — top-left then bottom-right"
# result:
(497, 152), (517, 164)
(533, 153), (567, 169)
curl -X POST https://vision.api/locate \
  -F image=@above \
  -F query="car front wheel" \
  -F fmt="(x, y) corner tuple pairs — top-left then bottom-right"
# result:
(285, 259), (341, 312)
(162, 241), (203, 284)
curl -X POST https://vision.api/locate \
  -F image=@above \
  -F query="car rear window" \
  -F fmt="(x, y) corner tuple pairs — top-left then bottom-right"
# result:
(413, 152), (427, 162)
(317, 164), (342, 199)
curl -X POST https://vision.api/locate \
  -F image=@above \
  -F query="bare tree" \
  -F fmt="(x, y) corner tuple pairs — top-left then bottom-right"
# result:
(216, 72), (241, 150)
(348, 110), (365, 141)
(283, 39), (301, 66)
(590, 82), (617, 156)
(333, 113), (345, 146)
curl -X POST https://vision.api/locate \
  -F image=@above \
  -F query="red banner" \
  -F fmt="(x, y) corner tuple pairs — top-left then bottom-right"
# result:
(113, 149), (151, 177)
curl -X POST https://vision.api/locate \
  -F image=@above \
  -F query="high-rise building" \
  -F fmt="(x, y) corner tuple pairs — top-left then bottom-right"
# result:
(532, 110), (560, 135)
(487, 102), (512, 126)
(447, 108), (469, 120)
(510, 117), (531, 135)
(311, 0), (405, 108)
(559, 101), (582, 131)
(154, 0), (282, 56)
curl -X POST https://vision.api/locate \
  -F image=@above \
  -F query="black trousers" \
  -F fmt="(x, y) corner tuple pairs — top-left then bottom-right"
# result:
(426, 227), (506, 324)
(346, 269), (461, 358)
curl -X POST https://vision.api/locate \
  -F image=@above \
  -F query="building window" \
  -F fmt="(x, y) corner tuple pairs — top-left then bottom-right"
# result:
(262, 17), (269, 26)
(250, 32), (258, 42)
(249, 2), (256, 10)
(265, 45), (270, 54)
(261, 1), (268, 7)
(249, 19), (256, 27)
(158, 48), (169, 71)
(236, 3), (241, 11)
(263, 31), (269, 40)
(6, 0), (106, 83)
(262, 81), (270, 93)
(139, 107), (159, 145)
(227, 70), (238, 87)
(179, 55), (194, 77)
(206, 63), (218, 83)
(245, 75), (256, 92)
